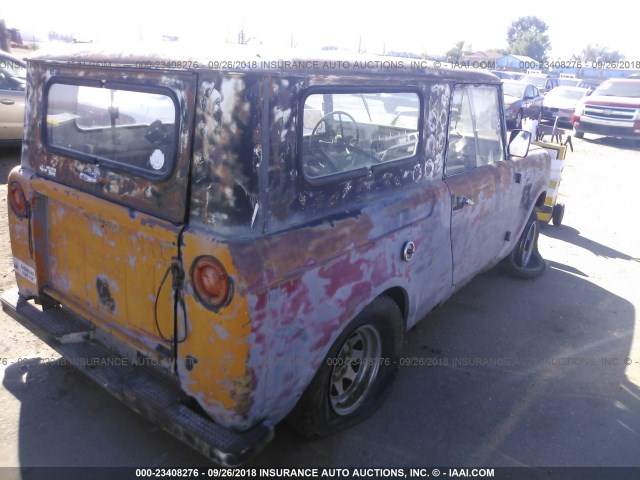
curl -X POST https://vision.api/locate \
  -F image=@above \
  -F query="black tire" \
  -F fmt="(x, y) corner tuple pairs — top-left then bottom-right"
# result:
(574, 130), (584, 139)
(287, 295), (403, 439)
(552, 203), (565, 226)
(502, 210), (546, 279)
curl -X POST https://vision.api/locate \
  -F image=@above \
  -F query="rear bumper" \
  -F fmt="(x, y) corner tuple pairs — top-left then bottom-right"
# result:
(0, 288), (273, 466)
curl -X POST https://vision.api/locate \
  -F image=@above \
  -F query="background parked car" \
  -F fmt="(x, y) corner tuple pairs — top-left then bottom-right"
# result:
(0, 65), (26, 145)
(573, 78), (640, 143)
(0, 51), (27, 80)
(541, 86), (590, 125)
(558, 78), (581, 87)
(502, 79), (544, 129)
(490, 70), (515, 80)
(504, 71), (524, 80)
(519, 73), (559, 94)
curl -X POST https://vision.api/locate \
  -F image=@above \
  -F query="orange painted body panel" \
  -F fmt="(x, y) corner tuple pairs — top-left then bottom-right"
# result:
(178, 231), (257, 428)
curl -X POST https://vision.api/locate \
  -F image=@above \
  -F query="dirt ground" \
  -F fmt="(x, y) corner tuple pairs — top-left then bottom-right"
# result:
(0, 146), (17, 294)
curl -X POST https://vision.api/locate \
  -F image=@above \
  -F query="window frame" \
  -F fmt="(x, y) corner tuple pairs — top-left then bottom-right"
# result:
(298, 86), (424, 186)
(444, 83), (507, 177)
(42, 77), (181, 181)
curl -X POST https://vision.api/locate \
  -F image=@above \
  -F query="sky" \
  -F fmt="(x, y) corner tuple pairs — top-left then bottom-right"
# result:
(2, 0), (639, 61)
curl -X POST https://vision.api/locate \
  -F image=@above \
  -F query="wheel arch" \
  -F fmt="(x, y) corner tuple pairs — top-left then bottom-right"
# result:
(379, 286), (409, 331)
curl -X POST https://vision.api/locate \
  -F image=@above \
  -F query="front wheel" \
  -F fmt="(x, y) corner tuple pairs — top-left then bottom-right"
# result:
(502, 210), (546, 279)
(288, 295), (403, 438)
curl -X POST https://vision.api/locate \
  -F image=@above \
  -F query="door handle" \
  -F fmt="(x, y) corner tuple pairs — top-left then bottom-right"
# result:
(1, 99), (16, 105)
(453, 195), (474, 211)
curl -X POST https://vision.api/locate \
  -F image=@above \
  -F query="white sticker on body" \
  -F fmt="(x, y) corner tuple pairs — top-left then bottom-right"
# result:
(150, 149), (165, 170)
(13, 257), (36, 283)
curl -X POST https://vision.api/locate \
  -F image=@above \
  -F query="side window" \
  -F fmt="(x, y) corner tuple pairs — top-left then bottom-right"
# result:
(0, 71), (24, 91)
(445, 84), (505, 176)
(301, 91), (420, 180)
(0, 72), (9, 90)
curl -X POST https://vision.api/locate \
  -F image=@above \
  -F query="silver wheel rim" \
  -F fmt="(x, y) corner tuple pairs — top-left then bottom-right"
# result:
(329, 324), (382, 416)
(518, 220), (538, 267)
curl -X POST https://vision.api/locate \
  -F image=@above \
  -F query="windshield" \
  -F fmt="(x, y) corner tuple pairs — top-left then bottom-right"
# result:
(545, 88), (587, 102)
(593, 81), (640, 98)
(520, 75), (546, 88)
(503, 82), (526, 98)
(558, 78), (580, 87)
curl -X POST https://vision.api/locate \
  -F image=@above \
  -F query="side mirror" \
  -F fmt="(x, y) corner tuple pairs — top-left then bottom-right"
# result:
(508, 129), (532, 158)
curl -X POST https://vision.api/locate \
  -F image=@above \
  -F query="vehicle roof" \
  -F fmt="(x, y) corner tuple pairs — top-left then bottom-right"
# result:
(601, 78), (640, 84)
(27, 42), (500, 83)
(0, 50), (27, 68)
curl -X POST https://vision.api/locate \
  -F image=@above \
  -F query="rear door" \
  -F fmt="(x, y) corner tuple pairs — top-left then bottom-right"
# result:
(31, 67), (196, 360)
(443, 83), (521, 288)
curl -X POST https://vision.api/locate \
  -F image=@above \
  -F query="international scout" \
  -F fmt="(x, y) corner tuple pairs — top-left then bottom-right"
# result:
(2, 44), (551, 464)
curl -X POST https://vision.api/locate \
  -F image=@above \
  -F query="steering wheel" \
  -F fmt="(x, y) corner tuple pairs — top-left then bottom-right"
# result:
(311, 111), (360, 145)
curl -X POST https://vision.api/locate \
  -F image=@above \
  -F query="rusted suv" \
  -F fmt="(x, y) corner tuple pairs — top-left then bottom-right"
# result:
(2, 45), (550, 465)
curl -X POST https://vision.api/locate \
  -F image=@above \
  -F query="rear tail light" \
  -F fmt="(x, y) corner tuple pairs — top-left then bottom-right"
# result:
(8, 181), (29, 219)
(191, 256), (234, 310)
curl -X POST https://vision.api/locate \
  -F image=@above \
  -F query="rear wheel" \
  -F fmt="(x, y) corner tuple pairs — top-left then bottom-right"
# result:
(502, 210), (546, 279)
(288, 295), (403, 438)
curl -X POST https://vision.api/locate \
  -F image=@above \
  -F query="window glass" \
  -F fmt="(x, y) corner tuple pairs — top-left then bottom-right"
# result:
(302, 92), (420, 179)
(0, 58), (26, 79)
(46, 82), (177, 177)
(0, 69), (25, 91)
(445, 85), (504, 175)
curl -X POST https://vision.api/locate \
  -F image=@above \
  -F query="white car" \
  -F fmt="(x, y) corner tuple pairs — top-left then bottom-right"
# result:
(541, 86), (589, 125)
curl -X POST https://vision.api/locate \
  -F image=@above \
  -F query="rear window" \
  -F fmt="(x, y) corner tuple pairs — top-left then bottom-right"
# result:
(301, 91), (421, 180)
(45, 81), (178, 178)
